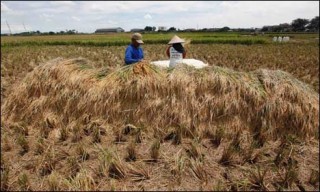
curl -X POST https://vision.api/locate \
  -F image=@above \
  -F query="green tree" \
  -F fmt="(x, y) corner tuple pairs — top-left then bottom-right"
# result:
(144, 26), (153, 31)
(167, 27), (176, 32)
(218, 26), (230, 32)
(307, 16), (319, 32)
(291, 18), (309, 32)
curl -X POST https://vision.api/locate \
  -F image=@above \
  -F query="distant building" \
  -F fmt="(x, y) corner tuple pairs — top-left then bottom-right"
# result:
(130, 28), (144, 32)
(95, 27), (125, 33)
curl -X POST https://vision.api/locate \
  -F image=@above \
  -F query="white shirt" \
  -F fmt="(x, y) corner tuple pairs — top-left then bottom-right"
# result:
(169, 47), (183, 68)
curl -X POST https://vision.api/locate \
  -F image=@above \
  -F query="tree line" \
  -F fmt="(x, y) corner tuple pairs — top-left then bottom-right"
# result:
(261, 16), (319, 32)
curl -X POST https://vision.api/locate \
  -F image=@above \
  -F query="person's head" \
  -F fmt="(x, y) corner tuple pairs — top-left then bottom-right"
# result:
(131, 33), (144, 47)
(168, 35), (185, 45)
(172, 43), (185, 53)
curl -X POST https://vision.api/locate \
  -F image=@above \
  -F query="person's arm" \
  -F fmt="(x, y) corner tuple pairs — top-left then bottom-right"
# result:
(182, 50), (186, 58)
(141, 48), (144, 60)
(166, 46), (170, 58)
(125, 47), (140, 64)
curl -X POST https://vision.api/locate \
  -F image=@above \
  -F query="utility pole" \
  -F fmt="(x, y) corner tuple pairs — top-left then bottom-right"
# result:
(23, 22), (27, 32)
(6, 20), (12, 35)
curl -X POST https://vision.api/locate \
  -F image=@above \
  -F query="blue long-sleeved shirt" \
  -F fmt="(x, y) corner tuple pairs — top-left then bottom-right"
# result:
(124, 44), (144, 65)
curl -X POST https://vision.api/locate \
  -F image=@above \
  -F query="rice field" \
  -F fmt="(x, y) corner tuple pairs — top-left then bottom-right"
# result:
(1, 32), (319, 191)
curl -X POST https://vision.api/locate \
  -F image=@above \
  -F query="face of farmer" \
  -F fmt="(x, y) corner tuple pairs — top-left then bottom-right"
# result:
(132, 39), (141, 48)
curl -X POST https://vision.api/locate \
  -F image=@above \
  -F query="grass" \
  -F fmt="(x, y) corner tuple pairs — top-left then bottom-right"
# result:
(0, 32), (273, 47)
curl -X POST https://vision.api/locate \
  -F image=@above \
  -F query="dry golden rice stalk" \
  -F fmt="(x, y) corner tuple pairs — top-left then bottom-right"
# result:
(185, 141), (203, 161)
(219, 145), (235, 166)
(309, 169), (319, 187)
(248, 166), (268, 191)
(59, 126), (68, 141)
(47, 171), (62, 191)
(1, 159), (10, 191)
(17, 134), (29, 155)
(64, 169), (96, 191)
(189, 159), (208, 183)
(127, 163), (150, 182)
(126, 142), (137, 162)
(2, 134), (11, 152)
(34, 138), (45, 155)
(108, 160), (126, 179)
(18, 173), (32, 191)
(76, 143), (90, 161)
(150, 138), (161, 161)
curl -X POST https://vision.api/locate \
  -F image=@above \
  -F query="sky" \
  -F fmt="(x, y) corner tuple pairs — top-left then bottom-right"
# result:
(1, 1), (319, 34)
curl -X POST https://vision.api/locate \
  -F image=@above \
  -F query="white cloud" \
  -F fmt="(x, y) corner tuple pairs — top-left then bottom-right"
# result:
(144, 14), (152, 20)
(71, 16), (80, 22)
(39, 13), (54, 22)
(50, 1), (75, 6)
(1, 1), (11, 12)
(1, 1), (319, 33)
(107, 20), (118, 25)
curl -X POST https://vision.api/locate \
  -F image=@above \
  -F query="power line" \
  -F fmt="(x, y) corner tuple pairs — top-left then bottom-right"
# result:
(23, 22), (27, 32)
(6, 20), (12, 35)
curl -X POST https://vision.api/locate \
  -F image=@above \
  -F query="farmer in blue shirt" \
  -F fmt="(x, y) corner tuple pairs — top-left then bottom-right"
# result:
(125, 33), (144, 65)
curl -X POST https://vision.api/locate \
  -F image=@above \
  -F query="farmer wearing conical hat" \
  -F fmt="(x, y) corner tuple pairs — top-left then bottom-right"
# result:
(125, 33), (144, 65)
(166, 35), (186, 68)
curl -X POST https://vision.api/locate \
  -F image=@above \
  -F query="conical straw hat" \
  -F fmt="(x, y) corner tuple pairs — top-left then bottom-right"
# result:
(168, 35), (185, 44)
